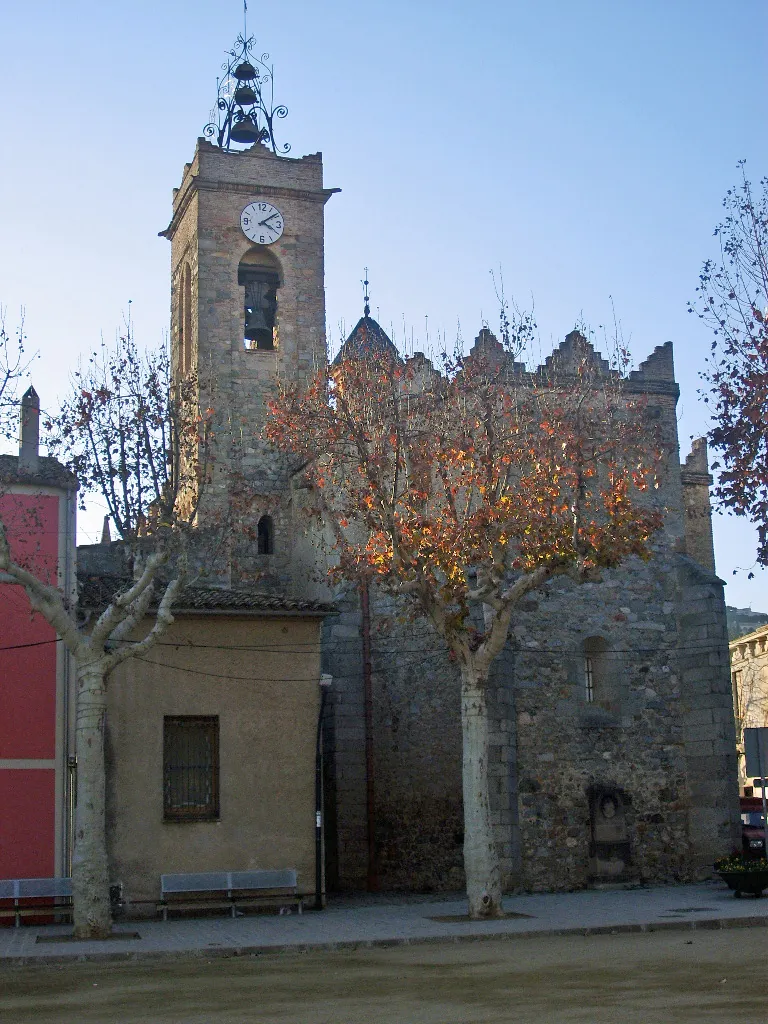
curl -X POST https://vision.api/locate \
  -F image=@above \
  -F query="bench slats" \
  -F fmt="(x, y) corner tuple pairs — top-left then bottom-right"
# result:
(230, 869), (297, 890)
(161, 872), (230, 894)
(158, 869), (303, 920)
(0, 878), (73, 927)
(18, 878), (73, 899)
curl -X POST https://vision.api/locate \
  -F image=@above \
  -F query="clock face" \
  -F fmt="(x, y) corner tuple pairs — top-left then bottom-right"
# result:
(240, 202), (284, 245)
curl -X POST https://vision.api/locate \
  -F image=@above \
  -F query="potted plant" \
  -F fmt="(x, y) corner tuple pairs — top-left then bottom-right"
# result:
(715, 853), (768, 897)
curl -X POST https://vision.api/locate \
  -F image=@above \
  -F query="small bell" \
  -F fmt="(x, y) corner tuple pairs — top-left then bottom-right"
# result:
(230, 116), (261, 144)
(234, 84), (257, 106)
(234, 61), (257, 81)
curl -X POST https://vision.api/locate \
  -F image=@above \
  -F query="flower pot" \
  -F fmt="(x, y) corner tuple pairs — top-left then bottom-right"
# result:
(717, 869), (768, 897)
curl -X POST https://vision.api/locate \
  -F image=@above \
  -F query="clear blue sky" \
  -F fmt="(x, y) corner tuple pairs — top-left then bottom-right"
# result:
(1, 0), (766, 607)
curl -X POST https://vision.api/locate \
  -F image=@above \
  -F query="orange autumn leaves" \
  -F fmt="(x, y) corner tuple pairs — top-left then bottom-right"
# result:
(266, 345), (663, 614)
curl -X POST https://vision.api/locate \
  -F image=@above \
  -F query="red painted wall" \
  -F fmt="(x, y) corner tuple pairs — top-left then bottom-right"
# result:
(0, 770), (55, 878)
(0, 492), (61, 879)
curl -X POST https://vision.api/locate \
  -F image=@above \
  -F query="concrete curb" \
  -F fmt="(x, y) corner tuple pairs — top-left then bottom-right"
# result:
(2, 914), (768, 969)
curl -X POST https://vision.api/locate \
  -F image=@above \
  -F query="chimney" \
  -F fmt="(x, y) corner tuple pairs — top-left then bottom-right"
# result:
(101, 516), (112, 544)
(18, 385), (40, 474)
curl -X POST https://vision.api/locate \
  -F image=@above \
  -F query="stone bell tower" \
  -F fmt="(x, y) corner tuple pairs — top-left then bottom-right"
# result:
(161, 28), (338, 591)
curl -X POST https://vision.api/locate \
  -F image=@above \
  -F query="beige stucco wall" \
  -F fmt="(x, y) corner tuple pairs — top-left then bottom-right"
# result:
(105, 612), (322, 905)
(730, 624), (768, 785)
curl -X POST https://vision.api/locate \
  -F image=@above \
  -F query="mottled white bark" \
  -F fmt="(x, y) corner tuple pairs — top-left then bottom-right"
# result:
(460, 665), (504, 919)
(72, 661), (111, 939)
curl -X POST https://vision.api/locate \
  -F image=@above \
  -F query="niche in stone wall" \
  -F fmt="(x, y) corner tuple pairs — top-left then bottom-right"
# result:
(238, 247), (282, 351)
(587, 783), (633, 883)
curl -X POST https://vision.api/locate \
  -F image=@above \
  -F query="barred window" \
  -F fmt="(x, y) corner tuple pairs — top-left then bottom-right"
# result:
(583, 636), (612, 710)
(584, 655), (595, 703)
(163, 716), (219, 821)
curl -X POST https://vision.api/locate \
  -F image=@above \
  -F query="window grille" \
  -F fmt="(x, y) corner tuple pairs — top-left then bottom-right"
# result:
(163, 716), (219, 821)
(584, 656), (595, 703)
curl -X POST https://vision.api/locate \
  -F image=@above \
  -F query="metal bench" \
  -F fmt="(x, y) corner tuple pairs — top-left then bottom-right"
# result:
(158, 869), (304, 921)
(0, 878), (73, 927)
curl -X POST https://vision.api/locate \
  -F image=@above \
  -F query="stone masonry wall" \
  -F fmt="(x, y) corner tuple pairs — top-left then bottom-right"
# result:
(677, 559), (742, 870)
(164, 139), (336, 600)
(322, 586), (519, 892)
(322, 338), (741, 894)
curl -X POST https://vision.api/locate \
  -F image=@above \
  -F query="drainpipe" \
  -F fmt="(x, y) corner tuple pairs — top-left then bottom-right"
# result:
(361, 579), (379, 891)
(314, 673), (332, 910)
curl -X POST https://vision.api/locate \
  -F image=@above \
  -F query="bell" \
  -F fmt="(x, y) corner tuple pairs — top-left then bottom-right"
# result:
(234, 85), (257, 106)
(230, 116), (261, 144)
(234, 61), (257, 81)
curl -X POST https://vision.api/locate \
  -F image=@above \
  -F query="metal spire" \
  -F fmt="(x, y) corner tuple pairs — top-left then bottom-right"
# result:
(362, 269), (370, 318)
(203, 6), (290, 154)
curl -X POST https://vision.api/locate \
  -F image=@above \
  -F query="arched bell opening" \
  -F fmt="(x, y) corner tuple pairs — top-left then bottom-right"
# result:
(257, 514), (274, 555)
(238, 247), (282, 351)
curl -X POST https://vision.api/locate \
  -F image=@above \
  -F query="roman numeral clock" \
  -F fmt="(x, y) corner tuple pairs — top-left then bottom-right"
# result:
(240, 202), (284, 245)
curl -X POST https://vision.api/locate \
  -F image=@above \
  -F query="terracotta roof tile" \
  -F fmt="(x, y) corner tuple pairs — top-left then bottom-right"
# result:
(77, 575), (330, 616)
(0, 454), (77, 489)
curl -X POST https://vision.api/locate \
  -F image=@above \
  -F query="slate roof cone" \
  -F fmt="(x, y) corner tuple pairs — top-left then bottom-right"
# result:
(333, 273), (400, 366)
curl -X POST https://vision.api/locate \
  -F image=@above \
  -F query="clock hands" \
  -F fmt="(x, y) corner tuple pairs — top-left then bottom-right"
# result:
(242, 203), (283, 243)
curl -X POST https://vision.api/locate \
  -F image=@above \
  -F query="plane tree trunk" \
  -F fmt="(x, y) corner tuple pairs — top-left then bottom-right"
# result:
(72, 660), (112, 939)
(460, 663), (504, 919)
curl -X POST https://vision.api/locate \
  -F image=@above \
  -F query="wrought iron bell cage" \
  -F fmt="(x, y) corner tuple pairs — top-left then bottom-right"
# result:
(203, 33), (290, 154)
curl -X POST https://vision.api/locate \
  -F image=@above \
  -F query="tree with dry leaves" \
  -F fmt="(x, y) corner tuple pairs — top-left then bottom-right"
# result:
(0, 326), (218, 938)
(266, 319), (663, 919)
(0, 312), (30, 440)
(693, 163), (768, 569)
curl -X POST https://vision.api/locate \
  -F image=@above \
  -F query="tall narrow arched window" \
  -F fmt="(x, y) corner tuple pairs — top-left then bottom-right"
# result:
(178, 263), (192, 374)
(257, 515), (274, 555)
(238, 248), (281, 351)
(583, 636), (612, 710)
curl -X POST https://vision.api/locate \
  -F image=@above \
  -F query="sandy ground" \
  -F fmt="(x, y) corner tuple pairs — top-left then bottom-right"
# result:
(0, 930), (766, 1024)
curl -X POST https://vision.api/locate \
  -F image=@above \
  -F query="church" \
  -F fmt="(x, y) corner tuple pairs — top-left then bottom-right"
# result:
(73, 24), (741, 905)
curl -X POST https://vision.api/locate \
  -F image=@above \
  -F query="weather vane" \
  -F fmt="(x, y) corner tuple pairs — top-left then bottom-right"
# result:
(204, 1), (290, 154)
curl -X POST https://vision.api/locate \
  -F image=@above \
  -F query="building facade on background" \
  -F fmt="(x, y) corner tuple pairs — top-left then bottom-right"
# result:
(730, 624), (768, 787)
(0, 388), (76, 882)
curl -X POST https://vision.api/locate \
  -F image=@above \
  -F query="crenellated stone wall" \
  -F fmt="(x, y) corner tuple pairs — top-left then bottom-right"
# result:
(321, 333), (741, 894)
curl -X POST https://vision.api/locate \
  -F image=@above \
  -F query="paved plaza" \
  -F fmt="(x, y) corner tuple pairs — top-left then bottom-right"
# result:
(1, 880), (767, 965)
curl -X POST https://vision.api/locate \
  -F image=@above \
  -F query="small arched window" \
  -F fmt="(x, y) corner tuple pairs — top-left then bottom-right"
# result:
(257, 515), (274, 555)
